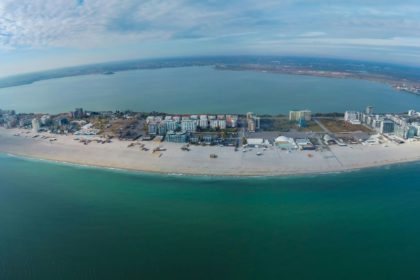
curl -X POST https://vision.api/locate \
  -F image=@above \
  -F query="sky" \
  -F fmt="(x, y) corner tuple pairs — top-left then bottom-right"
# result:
(1, 0), (420, 77)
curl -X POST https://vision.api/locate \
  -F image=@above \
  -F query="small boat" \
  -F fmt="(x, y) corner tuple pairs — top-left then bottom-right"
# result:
(210, 154), (218, 158)
(256, 152), (263, 156)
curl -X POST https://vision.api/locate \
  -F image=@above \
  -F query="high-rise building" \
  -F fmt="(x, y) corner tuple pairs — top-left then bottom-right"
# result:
(157, 123), (167, 136)
(344, 111), (361, 125)
(247, 118), (256, 132)
(181, 120), (197, 132)
(247, 112), (260, 132)
(32, 118), (41, 133)
(255, 116), (260, 130)
(218, 120), (227, 130)
(147, 122), (158, 135)
(408, 109), (416, 117)
(380, 120), (394, 134)
(412, 123), (420, 136)
(226, 115), (238, 128)
(365, 106), (374, 115)
(407, 126), (417, 139)
(164, 120), (178, 131)
(289, 110), (312, 121)
(394, 124), (415, 139)
(210, 119), (219, 129)
(372, 119), (382, 131)
(146, 116), (155, 124)
(199, 115), (209, 129)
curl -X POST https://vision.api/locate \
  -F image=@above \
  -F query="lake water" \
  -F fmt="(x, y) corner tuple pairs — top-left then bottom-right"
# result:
(0, 67), (419, 114)
(1, 154), (420, 279)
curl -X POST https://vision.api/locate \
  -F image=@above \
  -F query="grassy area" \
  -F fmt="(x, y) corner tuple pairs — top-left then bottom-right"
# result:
(318, 118), (372, 133)
(99, 118), (145, 138)
(298, 121), (324, 132)
(260, 117), (323, 132)
(260, 117), (294, 132)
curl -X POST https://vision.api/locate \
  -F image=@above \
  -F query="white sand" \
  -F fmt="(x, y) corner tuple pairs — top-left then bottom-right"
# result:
(1, 127), (419, 176)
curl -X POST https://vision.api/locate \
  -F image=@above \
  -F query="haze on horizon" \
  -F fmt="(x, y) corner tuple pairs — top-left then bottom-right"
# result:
(1, 0), (420, 77)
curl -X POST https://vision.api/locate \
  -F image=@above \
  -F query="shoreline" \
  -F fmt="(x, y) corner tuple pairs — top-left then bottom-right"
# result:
(1, 128), (420, 177)
(2, 150), (419, 179)
(215, 66), (420, 97)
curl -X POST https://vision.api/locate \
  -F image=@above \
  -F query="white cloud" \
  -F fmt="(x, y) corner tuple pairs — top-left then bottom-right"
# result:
(299, 32), (327, 37)
(0, 0), (186, 49)
(2, 0), (420, 49)
(299, 37), (420, 48)
(1, 0), (420, 73)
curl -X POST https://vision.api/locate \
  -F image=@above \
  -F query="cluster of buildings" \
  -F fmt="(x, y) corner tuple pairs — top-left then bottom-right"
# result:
(0, 108), (91, 134)
(0, 109), (17, 128)
(4, 104), (420, 148)
(146, 114), (240, 143)
(394, 83), (420, 95)
(345, 106), (420, 140)
(0, 109), (51, 132)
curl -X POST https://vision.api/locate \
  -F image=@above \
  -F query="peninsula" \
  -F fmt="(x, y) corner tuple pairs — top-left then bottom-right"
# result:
(0, 107), (419, 176)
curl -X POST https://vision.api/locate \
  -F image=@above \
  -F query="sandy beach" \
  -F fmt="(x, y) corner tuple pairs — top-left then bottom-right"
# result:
(0, 127), (419, 176)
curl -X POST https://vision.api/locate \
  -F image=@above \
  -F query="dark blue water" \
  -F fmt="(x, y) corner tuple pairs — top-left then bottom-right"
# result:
(1, 154), (420, 279)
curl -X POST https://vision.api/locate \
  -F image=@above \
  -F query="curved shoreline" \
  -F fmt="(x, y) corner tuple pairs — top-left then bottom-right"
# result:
(1, 128), (420, 178)
(2, 151), (420, 180)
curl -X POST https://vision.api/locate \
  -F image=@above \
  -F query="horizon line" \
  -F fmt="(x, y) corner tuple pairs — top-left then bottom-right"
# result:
(2, 54), (420, 80)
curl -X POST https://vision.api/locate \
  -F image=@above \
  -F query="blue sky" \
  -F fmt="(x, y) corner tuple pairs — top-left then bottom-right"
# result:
(1, 0), (420, 76)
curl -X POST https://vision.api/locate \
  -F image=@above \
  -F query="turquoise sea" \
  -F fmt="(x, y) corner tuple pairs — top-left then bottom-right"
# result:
(1, 154), (420, 279)
(0, 67), (419, 114)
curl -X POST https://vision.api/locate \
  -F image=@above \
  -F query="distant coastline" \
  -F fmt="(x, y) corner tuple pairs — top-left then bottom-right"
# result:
(214, 64), (420, 96)
(1, 56), (420, 95)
